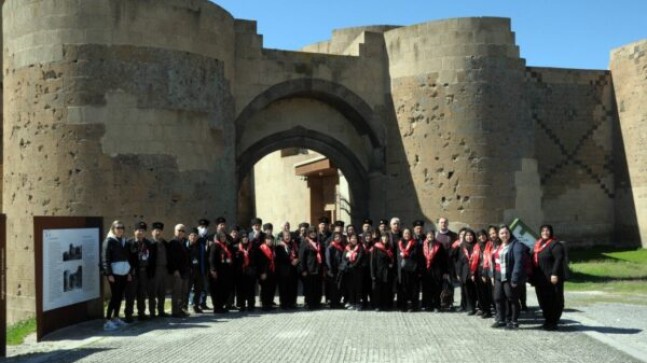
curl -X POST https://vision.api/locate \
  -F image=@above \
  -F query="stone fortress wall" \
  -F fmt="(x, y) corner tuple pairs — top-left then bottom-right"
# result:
(1, 0), (645, 323)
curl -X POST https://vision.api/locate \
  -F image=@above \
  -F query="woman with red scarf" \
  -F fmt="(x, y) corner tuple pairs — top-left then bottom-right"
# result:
(533, 224), (566, 330)
(396, 228), (421, 312)
(370, 234), (395, 311)
(258, 235), (276, 311)
(299, 227), (324, 310)
(455, 229), (478, 315)
(209, 232), (234, 314)
(234, 231), (257, 312)
(275, 231), (299, 310)
(419, 230), (449, 312)
(471, 229), (494, 318)
(341, 234), (364, 310)
(325, 232), (346, 308)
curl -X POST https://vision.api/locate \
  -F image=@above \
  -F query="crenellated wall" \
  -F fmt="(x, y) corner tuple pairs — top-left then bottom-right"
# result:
(1, 0), (645, 323)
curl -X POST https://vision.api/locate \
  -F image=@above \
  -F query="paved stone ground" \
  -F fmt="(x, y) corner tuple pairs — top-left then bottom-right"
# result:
(5, 289), (646, 363)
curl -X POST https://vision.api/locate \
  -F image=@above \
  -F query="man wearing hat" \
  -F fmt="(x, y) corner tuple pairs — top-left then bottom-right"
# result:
(168, 224), (191, 318)
(317, 217), (332, 247)
(262, 223), (274, 241)
(148, 222), (169, 318)
(378, 219), (388, 235)
(187, 227), (207, 313)
(249, 218), (265, 247)
(125, 222), (153, 321)
(297, 222), (309, 246)
(413, 220), (426, 243)
(360, 219), (373, 238)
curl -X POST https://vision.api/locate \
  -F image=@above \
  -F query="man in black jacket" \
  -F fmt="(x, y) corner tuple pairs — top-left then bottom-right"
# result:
(126, 221), (153, 322)
(148, 222), (169, 318)
(168, 224), (191, 317)
(299, 227), (323, 309)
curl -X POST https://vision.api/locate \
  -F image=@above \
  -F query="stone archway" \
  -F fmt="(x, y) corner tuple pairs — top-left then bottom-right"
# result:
(237, 127), (370, 224)
(235, 78), (385, 226)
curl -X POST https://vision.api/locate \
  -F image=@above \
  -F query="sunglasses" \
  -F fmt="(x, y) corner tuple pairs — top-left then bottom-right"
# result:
(178, 229), (186, 233)
(115, 226), (125, 230)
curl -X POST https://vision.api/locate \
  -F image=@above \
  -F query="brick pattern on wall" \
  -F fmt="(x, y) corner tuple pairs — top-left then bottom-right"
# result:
(526, 68), (616, 199)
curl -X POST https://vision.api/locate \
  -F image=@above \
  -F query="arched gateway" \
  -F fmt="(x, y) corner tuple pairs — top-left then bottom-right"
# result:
(235, 79), (386, 225)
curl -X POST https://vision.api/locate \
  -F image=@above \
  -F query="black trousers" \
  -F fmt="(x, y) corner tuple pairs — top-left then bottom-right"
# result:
(277, 271), (298, 308)
(236, 273), (256, 309)
(461, 278), (478, 313)
(535, 278), (564, 325)
(397, 270), (420, 309)
(326, 272), (343, 307)
(361, 266), (372, 307)
(106, 275), (129, 319)
(372, 280), (393, 310)
(421, 273), (442, 310)
(302, 273), (322, 308)
(210, 271), (233, 311)
(134, 270), (151, 316)
(494, 280), (521, 323)
(259, 273), (276, 308)
(476, 277), (493, 314)
(187, 269), (204, 307)
(345, 269), (364, 306)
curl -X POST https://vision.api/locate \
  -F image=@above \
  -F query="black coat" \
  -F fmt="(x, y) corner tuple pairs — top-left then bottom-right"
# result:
(419, 240), (449, 280)
(370, 245), (395, 284)
(234, 242), (259, 278)
(325, 244), (345, 276)
(127, 237), (154, 278)
(298, 238), (323, 275)
(340, 245), (364, 272)
(167, 237), (191, 277)
(275, 241), (298, 277)
(209, 242), (234, 276)
(101, 236), (132, 276)
(454, 242), (475, 283)
(533, 240), (566, 281)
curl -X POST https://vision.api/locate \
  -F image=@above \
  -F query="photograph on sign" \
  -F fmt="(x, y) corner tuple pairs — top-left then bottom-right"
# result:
(42, 228), (100, 312)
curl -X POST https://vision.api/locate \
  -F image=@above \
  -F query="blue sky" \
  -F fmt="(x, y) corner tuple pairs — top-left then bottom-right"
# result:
(212, 0), (647, 70)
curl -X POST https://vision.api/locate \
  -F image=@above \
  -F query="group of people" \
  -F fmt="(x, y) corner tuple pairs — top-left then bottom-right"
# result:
(100, 216), (566, 331)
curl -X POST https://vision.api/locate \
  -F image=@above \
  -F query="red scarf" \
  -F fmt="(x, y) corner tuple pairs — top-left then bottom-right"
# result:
(399, 239), (416, 258)
(260, 243), (275, 272)
(238, 242), (251, 269)
(451, 240), (461, 249)
(280, 240), (298, 262)
(423, 240), (440, 270)
(373, 242), (394, 262)
(307, 238), (322, 265)
(216, 241), (232, 263)
(345, 244), (360, 263)
(330, 241), (345, 253)
(469, 243), (481, 273)
(533, 238), (555, 267)
(481, 241), (494, 270)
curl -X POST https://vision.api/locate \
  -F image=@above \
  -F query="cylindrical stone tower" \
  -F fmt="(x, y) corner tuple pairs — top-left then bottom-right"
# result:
(384, 17), (533, 229)
(611, 40), (647, 248)
(2, 0), (237, 323)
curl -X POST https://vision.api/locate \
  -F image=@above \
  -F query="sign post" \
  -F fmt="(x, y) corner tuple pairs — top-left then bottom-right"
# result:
(34, 217), (103, 340)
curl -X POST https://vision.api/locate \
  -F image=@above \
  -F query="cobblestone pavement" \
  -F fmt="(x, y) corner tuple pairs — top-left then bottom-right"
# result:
(5, 291), (646, 363)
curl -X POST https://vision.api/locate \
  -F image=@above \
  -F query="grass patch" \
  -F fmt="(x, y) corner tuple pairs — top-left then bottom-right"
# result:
(565, 247), (647, 297)
(6, 317), (36, 345)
